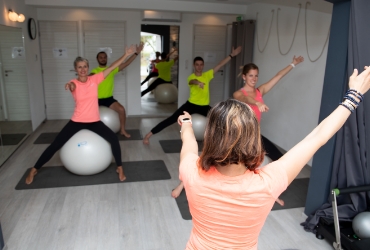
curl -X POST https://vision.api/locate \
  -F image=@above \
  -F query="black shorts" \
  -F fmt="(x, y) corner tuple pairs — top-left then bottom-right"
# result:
(98, 96), (117, 107)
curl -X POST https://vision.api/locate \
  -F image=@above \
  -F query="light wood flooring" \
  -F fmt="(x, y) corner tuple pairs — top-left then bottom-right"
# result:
(0, 117), (333, 250)
(0, 121), (32, 167)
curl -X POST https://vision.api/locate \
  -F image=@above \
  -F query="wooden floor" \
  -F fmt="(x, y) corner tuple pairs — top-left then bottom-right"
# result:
(0, 117), (333, 250)
(0, 121), (33, 167)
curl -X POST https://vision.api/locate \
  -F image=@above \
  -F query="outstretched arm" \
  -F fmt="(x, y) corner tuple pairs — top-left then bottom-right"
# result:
(213, 46), (242, 73)
(165, 48), (178, 60)
(178, 111), (198, 161)
(102, 44), (136, 78)
(278, 66), (370, 185)
(118, 42), (144, 71)
(233, 90), (269, 112)
(258, 56), (304, 96)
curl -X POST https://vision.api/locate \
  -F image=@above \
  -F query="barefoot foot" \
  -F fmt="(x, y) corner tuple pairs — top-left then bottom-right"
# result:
(143, 133), (151, 145)
(25, 168), (38, 184)
(171, 184), (184, 198)
(116, 166), (126, 181)
(120, 130), (131, 138)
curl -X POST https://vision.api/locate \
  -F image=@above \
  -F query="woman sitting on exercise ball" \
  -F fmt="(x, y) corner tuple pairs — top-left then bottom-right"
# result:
(25, 44), (137, 184)
(177, 65), (370, 249)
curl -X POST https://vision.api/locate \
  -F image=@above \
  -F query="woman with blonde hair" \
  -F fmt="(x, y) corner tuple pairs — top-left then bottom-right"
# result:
(177, 65), (370, 249)
(25, 44), (137, 184)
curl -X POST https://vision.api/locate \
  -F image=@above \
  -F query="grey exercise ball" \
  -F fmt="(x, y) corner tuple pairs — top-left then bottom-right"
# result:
(191, 113), (208, 141)
(352, 211), (370, 239)
(154, 84), (178, 104)
(99, 106), (120, 133)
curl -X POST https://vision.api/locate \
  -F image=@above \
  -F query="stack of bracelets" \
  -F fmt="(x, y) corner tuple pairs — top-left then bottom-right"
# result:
(339, 89), (364, 113)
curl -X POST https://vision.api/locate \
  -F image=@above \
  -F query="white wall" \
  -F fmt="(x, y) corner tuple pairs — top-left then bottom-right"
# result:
(246, 2), (332, 165)
(37, 8), (235, 115)
(0, 0), (45, 130)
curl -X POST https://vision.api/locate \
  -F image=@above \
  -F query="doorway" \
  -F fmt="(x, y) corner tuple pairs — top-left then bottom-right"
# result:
(140, 24), (179, 116)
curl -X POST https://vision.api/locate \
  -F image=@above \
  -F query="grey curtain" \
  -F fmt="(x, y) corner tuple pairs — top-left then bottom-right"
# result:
(228, 20), (255, 98)
(302, 0), (370, 232)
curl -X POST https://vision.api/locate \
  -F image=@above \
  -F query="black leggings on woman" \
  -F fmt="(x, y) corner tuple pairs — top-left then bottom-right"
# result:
(141, 72), (159, 85)
(151, 101), (212, 134)
(141, 77), (171, 97)
(34, 120), (122, 169)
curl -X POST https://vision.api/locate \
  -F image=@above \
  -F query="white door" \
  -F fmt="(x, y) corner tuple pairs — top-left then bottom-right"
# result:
(39, 21), (79, 119)
(83, 21), (126, 107)
(193, 25), (227, 106)
(0, 26), (30, 121)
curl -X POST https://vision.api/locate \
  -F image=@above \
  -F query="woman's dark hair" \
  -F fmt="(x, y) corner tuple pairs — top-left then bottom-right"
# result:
(161, 52), (167, 60)
(193, 57), (204, 64)
(96, 51), (107, 59)
(199, 99), (264, 171)
(241, 63), (259, 76)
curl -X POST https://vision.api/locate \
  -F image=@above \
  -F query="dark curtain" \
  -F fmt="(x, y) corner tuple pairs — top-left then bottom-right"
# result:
(302, 0), (370, 232)
(228, 20), (255, 98)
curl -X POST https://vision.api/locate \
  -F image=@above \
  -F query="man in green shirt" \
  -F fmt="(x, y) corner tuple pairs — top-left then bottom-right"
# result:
(143, 46), (242, 145)
(141, 49), (178, 97)
(91, 43), (143, 138)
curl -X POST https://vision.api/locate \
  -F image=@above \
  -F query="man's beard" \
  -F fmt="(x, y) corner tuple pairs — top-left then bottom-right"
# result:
(99, 62), (107, 66)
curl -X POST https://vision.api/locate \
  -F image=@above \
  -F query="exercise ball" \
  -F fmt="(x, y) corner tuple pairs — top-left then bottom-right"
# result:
(154, 84), (178, 104)
(99, 106), (120, 133)
(257, 155), (272, 169)
(60, 129), (112, 175)
(352, 211), (370, 239)
(191, 113), (208, 141)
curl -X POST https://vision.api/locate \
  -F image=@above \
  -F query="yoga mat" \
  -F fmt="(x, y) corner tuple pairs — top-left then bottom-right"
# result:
(159, 139), (203, 153)
(33, 129), (142, 144)
(0, 133), (27, 146)
(15, 160), (171, 190)
(175, 178), (310, 220)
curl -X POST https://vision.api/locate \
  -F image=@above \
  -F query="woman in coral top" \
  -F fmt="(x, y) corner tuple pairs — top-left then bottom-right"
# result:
(25, 44), (137, 185)
(178, 65), (370, 249)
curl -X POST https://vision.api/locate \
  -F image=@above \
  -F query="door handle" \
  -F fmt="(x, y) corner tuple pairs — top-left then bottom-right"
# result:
(4, 70), (13, 73)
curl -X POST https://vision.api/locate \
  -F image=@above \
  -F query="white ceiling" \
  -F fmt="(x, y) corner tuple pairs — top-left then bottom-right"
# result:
(27, 0), (332, 15)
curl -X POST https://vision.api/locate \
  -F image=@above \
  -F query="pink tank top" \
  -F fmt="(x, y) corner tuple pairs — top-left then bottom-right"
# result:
(240, 88), (264, 122)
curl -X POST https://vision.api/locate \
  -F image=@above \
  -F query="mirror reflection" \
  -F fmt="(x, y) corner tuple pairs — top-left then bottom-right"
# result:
(140, 24), (179, 116)
(0, 24), (32, 167)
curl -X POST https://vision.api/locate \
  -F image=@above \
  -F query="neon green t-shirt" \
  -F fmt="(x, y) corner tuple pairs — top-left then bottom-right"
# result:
(156, 60), (174, 82)
(90, 66), (119, 99)
(187, 69), (214, 106)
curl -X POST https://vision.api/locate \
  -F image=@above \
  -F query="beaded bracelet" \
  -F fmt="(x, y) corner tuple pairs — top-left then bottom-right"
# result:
(339, 100), (355, 113)
(347, 89), (364, 102)
(343, 95), (359, 106)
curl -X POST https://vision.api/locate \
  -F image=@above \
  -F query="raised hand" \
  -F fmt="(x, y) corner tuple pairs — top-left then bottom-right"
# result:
(125, 44), (136, 56)
(177, 111), (192, 126)
(349, 66), (370, 95)
(231, 46), (242, 57)
(65, 82), (76, 92)
(136, 42), (144, 53)
(292, 56), (304, 66)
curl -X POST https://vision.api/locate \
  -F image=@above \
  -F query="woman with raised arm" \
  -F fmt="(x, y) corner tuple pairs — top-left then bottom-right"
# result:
(25, 44), (137, 185)
(177, 66), (370, 250)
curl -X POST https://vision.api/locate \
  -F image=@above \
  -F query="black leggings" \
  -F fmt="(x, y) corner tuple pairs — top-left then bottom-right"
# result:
(141, 72), (159, 85)
(151, 101), (212, 134)
(34, 120), (122, 169)
(141, 78), (171, 97)
(261, 136), (283, 161)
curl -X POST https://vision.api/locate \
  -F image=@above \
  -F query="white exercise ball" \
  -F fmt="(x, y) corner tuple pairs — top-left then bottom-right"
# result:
(99, 106), (120, 133)
(257, 155), (272, 169)
(191, 113), (208, 141)
(148, 77), (157, 93)
(154, 84), (178, 104)
(60, 129), (112, 175)
(353, 211), (370, 239)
